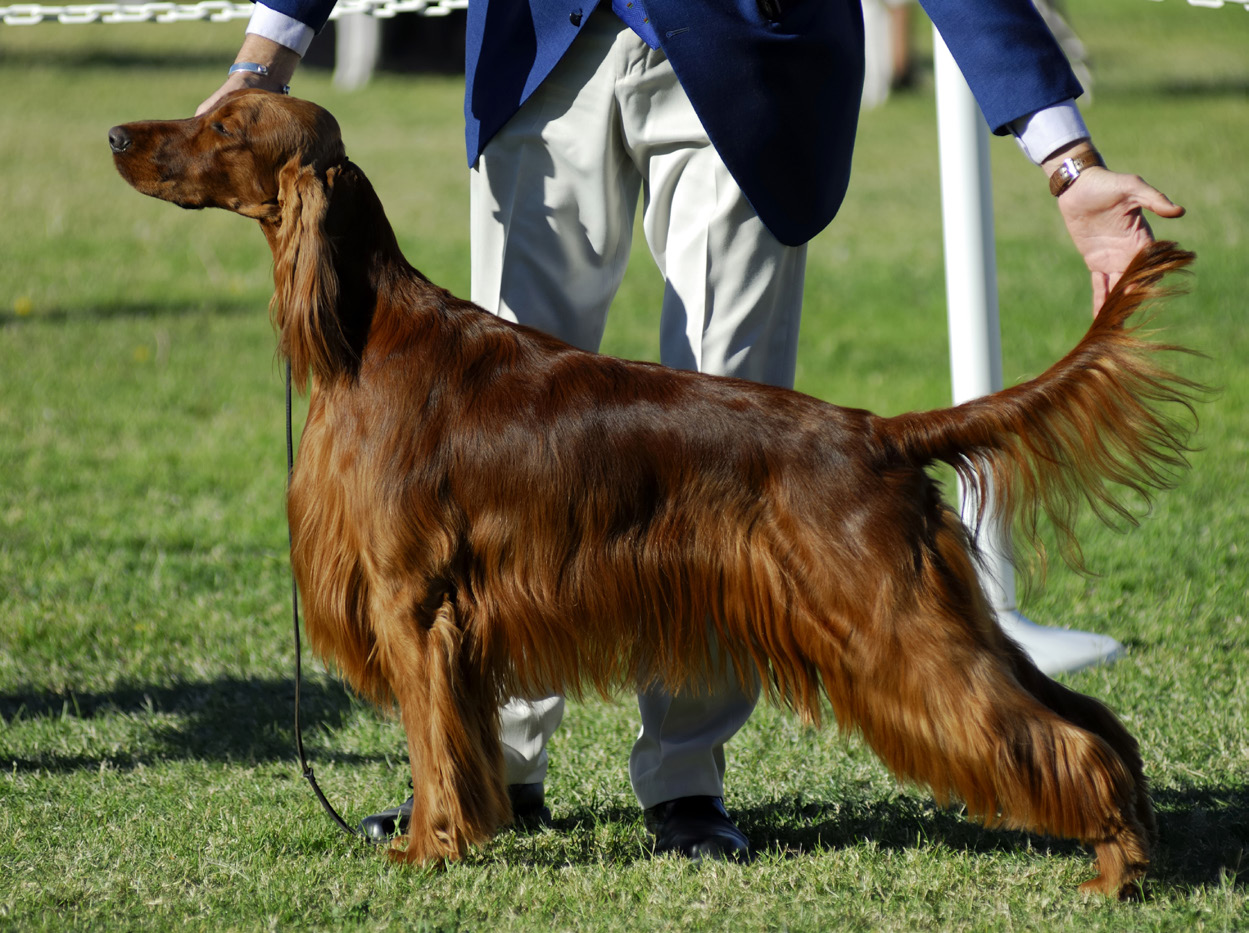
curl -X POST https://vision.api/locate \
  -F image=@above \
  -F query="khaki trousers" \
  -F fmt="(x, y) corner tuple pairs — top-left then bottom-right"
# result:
(469, 10), (807, 808)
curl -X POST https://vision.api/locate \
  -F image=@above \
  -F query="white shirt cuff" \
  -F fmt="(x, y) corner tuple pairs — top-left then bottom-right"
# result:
(1009, 100), (1089, 164)
(246, 3), (316, 57)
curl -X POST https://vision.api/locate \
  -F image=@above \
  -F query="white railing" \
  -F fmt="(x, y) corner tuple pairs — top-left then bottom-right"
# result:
(0, 0), (465, 25)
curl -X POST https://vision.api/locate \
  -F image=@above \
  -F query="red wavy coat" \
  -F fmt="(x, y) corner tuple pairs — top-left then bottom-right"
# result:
(110, 90), (1203, 896)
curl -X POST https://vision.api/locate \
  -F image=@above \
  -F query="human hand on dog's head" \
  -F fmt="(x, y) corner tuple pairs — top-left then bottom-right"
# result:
(1046, 143), (1186, 314)
(197, 34), (301, 117)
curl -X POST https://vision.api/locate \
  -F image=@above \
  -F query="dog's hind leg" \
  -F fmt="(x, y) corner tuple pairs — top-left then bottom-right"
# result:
(379, 594), (511, 865)
(1002, 636), (1156, 846)
(814, 517), (1150, 897)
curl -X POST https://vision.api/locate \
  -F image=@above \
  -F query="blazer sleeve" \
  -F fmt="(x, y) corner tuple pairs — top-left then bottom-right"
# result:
(919, 0), (1083, 134)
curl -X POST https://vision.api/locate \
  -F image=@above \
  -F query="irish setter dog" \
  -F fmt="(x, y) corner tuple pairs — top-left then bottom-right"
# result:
(110, 90), (1201, 896)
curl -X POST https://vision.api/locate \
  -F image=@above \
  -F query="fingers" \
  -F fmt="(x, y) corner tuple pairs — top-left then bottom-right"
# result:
(1126, 176), (1186, 220)
(196, 78), (244, 117)
(196, 90), (227, 117)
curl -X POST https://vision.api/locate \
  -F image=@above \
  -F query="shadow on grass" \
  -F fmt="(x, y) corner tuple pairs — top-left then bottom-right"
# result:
(1158, 77), (1249, 98)
(0, 674), (385, 769)
(6, 680), (1245, 891)
(0, 49), (236, 72)
(1150, 785), (1249, 891)
(738, 790), (1246, 891)
(0, 299), (264, 327)
(529, 796), (1066, 868)
(496, 787), (1247, 893)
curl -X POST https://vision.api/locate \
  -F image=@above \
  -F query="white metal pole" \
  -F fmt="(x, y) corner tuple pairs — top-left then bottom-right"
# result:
(333, 12), (382, 90)
(932, 28), (1016, 613)
(930, 29), (1124, 674)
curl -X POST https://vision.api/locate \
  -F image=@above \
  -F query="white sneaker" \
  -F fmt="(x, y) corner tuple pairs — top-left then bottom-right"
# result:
(996, 609), (1125, 676)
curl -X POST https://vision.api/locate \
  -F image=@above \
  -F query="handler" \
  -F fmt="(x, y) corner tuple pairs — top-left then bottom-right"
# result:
(198, 0), (1183, 861)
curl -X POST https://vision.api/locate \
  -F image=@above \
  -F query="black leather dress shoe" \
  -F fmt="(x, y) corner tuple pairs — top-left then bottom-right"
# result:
(644, 796), (751, 863)
(359, 796), (410, 843)
(507, 781), (551, 827)
(359, 782), (551, 842)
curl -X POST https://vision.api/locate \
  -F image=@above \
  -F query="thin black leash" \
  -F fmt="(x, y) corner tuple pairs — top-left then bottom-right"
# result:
(287, 360), (363, 839)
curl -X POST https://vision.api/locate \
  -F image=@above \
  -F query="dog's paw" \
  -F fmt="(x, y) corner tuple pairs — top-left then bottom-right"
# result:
(1078, 849), (1148, 900)
(384, 826), (476, 868)
(1078, 871), (1146, 900)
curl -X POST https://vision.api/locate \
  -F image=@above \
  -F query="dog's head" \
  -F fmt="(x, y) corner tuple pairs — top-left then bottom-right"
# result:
(108, 89), (346, 222)
(111, 90), (368, 390)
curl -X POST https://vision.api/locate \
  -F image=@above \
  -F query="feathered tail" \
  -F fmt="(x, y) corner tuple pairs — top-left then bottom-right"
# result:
(882, 241), (1205, 569)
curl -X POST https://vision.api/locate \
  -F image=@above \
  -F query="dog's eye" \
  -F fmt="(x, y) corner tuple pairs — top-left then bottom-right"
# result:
(211, 122), (231, 137)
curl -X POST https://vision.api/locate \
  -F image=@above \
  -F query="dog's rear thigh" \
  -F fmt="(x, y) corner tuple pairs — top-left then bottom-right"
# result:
(809, 547), (1150, 897)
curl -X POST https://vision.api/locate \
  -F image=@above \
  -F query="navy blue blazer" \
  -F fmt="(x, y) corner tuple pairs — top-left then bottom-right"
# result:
(266, 0), (1081, 246)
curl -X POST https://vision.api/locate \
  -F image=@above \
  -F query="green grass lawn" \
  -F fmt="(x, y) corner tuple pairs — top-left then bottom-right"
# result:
(2, 3), (1247, 930)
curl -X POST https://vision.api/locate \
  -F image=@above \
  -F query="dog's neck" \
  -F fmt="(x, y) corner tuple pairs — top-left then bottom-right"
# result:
(261, 160), (444, 390)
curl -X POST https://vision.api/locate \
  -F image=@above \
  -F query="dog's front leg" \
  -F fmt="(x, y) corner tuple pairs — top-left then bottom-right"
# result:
(380, 594), (511, 865)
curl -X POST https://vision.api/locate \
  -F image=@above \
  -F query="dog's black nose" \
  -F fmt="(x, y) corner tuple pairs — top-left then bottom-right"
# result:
(108, 126), (132, 154)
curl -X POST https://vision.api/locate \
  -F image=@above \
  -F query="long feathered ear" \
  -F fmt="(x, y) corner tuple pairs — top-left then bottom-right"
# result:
(270, 160), (352, 393)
